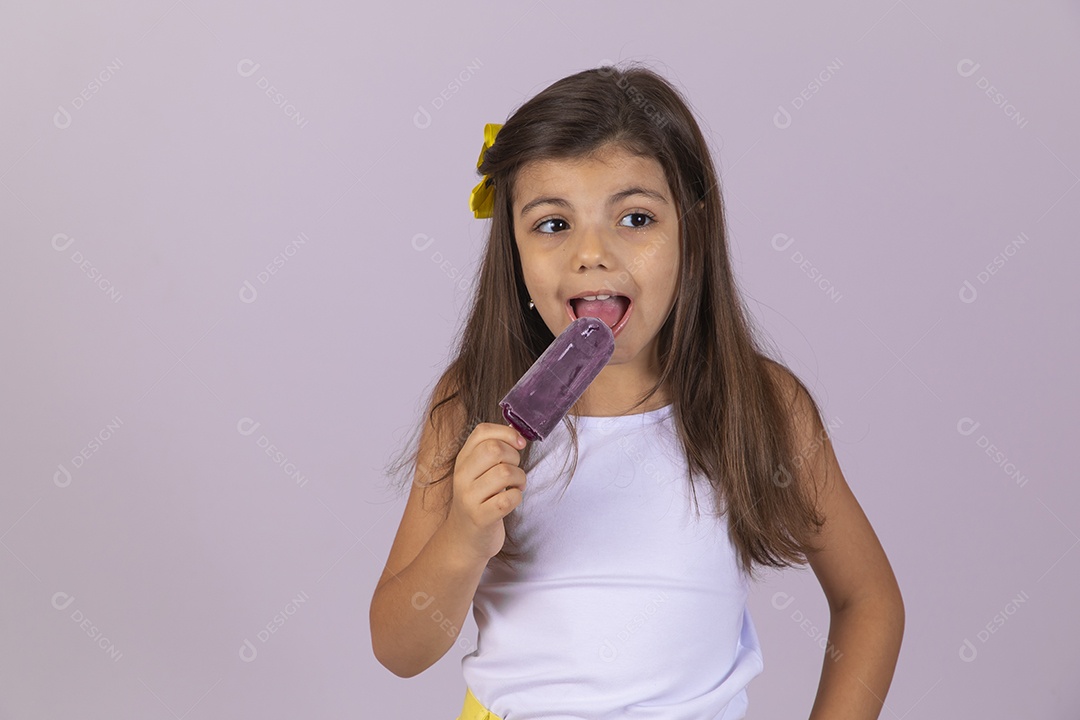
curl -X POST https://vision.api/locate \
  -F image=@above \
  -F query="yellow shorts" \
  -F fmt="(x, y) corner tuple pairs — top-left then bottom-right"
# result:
(457, 686), (503, 720)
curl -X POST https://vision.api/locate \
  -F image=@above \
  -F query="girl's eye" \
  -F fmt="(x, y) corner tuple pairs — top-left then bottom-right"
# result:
(619, 211), (655, 229)
(534, 217), (569, 234)
(533, 211), (652, 234)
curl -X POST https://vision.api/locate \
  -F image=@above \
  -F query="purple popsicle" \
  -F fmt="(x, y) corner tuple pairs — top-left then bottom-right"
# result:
(499, 316), (616, 441)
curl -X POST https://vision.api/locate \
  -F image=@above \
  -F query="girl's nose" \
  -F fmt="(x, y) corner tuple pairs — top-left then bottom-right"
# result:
(570, 224), (613, 270)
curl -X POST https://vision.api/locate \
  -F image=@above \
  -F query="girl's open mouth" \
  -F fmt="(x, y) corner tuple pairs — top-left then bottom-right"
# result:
(566, 295), (632, 339)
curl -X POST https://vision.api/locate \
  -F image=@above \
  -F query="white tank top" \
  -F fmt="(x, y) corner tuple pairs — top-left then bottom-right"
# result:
(461, 403), (764, 719)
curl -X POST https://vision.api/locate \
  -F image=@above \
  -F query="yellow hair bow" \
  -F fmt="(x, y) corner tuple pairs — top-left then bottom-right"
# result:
(469, 123), (502, 219)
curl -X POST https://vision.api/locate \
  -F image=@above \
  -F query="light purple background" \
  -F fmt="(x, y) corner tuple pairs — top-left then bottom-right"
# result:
(2, 1), (1077, 718)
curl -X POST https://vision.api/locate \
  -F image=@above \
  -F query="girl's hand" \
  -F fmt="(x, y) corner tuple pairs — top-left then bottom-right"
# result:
(444, 423), (528, 562)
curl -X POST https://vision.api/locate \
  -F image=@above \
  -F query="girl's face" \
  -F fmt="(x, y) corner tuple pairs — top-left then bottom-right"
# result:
(511, 143), (680, 410)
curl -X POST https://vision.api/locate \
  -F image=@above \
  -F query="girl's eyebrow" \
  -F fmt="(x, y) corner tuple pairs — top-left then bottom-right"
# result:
(519, 186), (668, 218)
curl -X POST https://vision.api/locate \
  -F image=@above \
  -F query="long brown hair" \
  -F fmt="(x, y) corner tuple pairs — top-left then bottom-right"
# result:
(385, 62), (828, 581)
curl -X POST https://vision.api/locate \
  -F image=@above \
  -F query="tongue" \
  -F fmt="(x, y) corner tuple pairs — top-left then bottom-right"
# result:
(574, 296), (629, 328)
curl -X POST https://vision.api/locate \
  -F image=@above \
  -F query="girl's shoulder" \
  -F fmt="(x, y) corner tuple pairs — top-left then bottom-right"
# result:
(760, 356), (816, 415)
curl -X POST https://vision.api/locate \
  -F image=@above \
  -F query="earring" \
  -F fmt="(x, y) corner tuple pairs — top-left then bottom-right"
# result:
(528, 299), (535, 309)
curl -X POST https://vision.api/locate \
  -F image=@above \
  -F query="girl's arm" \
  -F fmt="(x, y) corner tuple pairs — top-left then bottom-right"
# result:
(776, 368), (905, 720)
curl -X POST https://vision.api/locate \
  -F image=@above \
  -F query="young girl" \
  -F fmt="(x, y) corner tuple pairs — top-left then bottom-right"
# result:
(371, 63), (904, 720)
